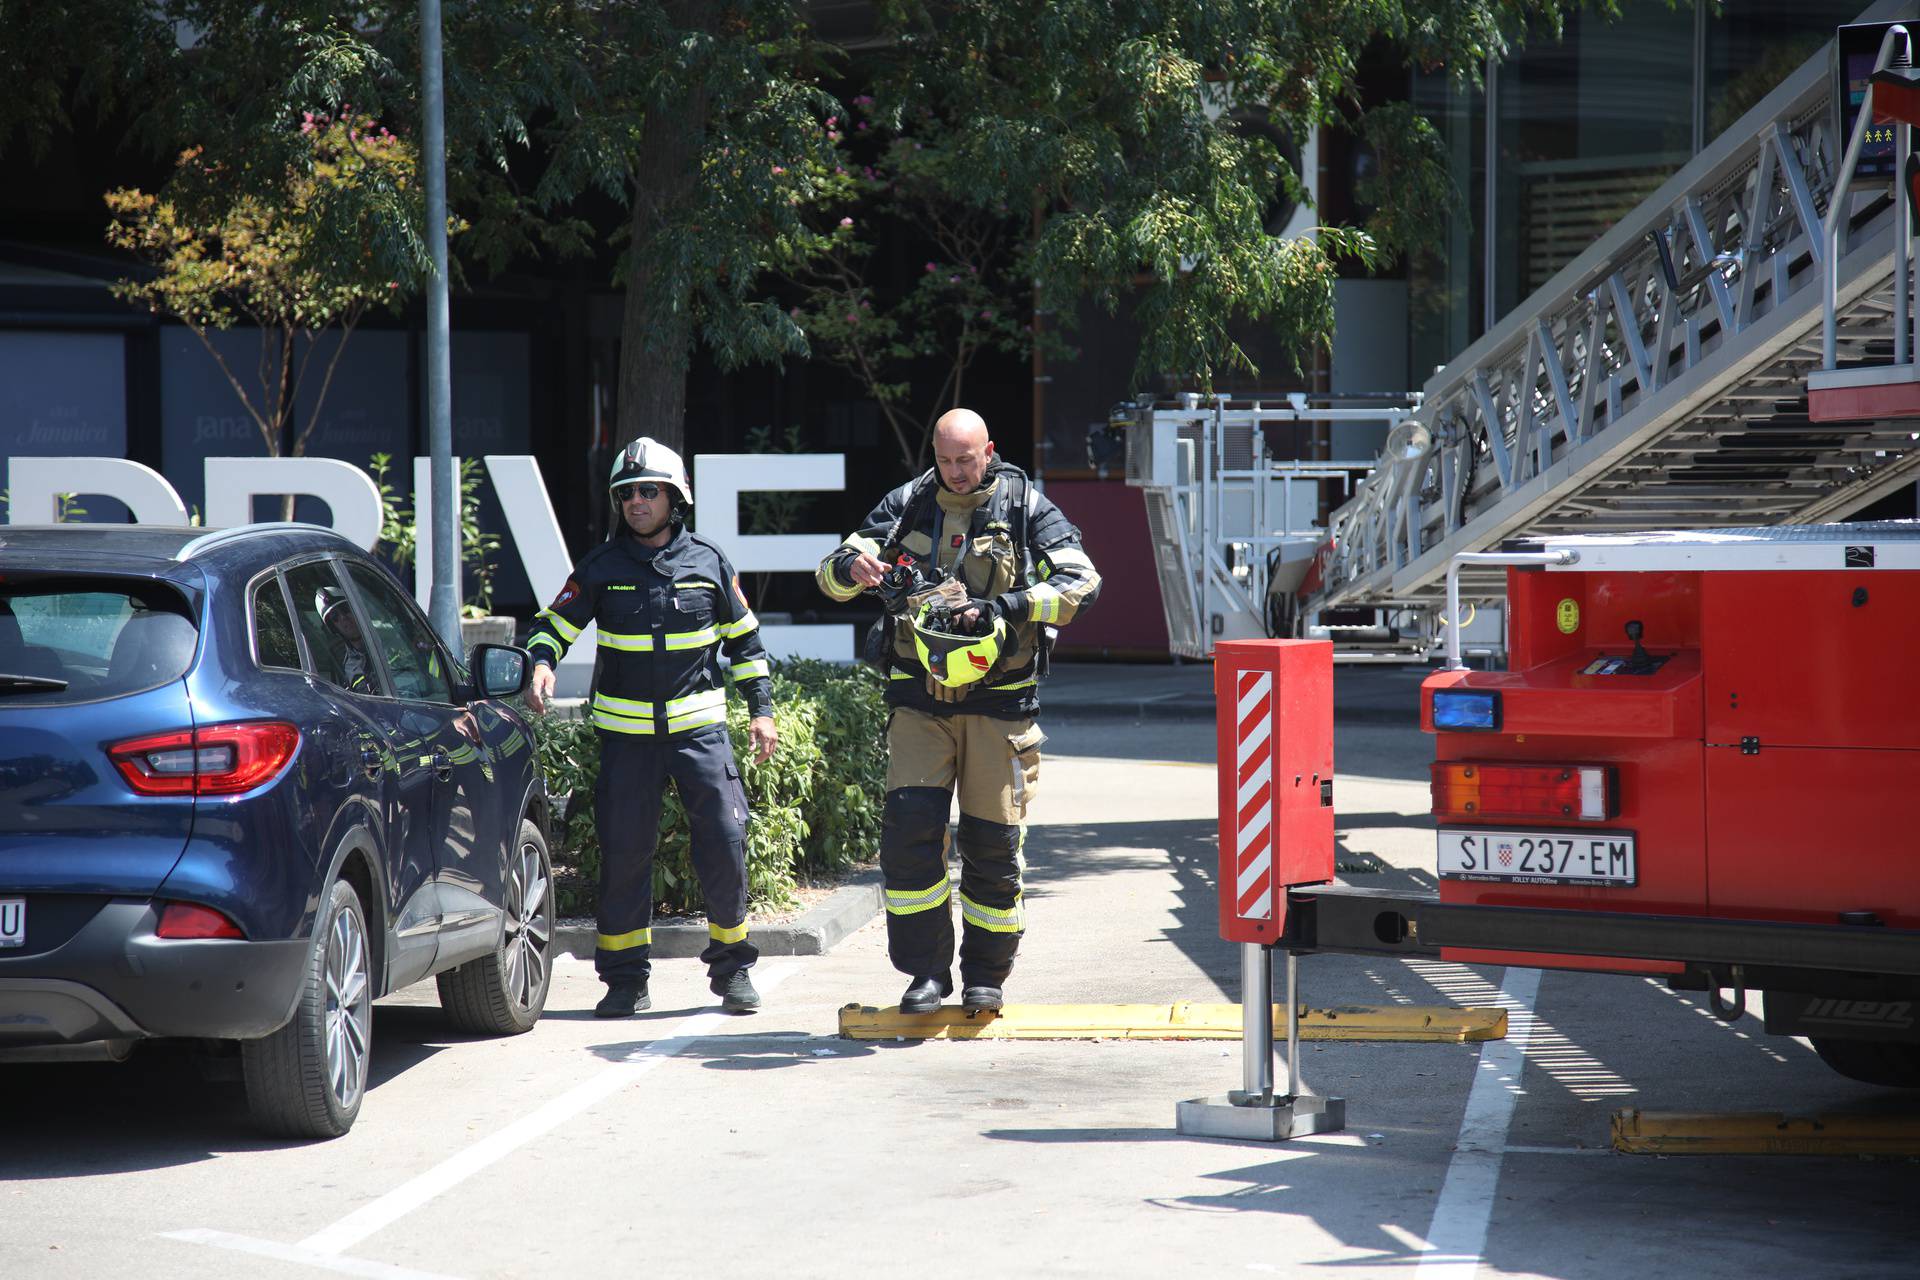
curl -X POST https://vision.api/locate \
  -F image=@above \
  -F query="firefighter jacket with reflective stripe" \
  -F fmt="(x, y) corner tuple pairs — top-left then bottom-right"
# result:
(816, 462), (1101, 719)
(526, 526), (773, 736)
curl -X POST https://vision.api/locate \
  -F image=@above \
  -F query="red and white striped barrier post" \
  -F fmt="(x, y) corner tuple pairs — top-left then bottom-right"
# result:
(1177, 639), (1345, 1141)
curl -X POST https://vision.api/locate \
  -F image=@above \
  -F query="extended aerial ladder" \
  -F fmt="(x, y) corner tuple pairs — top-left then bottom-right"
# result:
(1124, 7), (1920, 651)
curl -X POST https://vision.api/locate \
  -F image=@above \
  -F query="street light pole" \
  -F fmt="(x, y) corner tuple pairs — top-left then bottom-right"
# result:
(421, 0), (459, 651)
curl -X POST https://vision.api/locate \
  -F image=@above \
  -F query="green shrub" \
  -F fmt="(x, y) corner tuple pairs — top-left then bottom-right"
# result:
(775, 659), (888, 872)
(531, 661), (888, 918)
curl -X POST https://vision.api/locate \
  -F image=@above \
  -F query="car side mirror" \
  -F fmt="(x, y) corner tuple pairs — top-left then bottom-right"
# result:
(471, 643), (532, 699)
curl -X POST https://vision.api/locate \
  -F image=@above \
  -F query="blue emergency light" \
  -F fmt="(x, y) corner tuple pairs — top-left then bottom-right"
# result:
(1432, 689), (1501, 732)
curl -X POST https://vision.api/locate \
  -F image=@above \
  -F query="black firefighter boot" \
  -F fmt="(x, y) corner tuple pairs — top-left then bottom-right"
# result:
(712, 968), (762, 1014)
(900, 974), (953, 1014)
(594, 978), (650, 1018)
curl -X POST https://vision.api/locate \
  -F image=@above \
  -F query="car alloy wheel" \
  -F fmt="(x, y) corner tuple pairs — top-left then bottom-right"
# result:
(323, 894), (373, 1112)
(503, 829), (551, 1010)
(243, 878), (373, 1139)
(438, 818), (554, 1035)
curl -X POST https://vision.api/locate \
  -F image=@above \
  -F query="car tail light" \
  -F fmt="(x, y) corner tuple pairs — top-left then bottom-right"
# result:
(155, 901), (245, 940)
(1431, 762), (1615, 823)
(110, 721), (300, 796)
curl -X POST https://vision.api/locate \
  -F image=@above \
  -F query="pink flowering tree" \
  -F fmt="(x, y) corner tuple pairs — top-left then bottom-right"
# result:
(105, 109), (432, 516)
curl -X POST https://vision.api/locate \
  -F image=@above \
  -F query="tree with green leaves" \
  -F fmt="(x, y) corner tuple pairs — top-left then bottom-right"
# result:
(106, 109), (429, 507)
(827, 0), (1493, 401)
(776, 105), (1050, 474)
(7, 0), (1589, 473)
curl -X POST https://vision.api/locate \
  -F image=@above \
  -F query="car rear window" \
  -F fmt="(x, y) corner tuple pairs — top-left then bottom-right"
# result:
(251, 574), (304, 670)
(0, 578), (198, 705)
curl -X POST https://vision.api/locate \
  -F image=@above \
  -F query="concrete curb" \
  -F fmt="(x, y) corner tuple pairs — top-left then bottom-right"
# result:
(553, 870), (883, 961)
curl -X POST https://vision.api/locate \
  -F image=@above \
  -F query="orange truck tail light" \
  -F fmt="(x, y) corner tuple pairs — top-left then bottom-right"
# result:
(1431, 762), (1616, 823)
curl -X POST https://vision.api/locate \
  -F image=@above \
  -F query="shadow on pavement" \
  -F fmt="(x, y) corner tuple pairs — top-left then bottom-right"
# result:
(584, 1031), (881, 1070)
(0, 1005), (456, 1175)
(1026, 814), (1438, 990)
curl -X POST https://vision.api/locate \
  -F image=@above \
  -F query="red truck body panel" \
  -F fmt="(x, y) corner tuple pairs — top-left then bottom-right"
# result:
(1426, 528), (1920, 969)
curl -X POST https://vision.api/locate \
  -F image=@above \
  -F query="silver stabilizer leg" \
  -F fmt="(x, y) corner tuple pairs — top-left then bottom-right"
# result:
(1175, 945), (1347, 1141)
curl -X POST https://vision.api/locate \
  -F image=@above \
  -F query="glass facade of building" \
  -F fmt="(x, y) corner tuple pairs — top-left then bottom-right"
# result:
(1409, 0), (1869, 386)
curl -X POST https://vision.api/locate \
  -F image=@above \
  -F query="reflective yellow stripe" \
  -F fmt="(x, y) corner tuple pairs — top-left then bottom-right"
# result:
(527, 632), (563, 658)
(592, 688), (725, 734)
(664, 627), (718, 651)
(597, 928), (652, 950)
(594, 691), (655, 717)
(666, 706), (727, 733)
(959, 892), (1023, 933)
(729, 658), (770, 683)
(885, 878), (952, 916)
(821, 566), (863, 601)
(1027, 585), (1063, 624)
(1043, 546), (1093, 572)
(593, 688), (727, 735)
(666, 688), (727, 716)
(718, 612), (760, 639)
(598, 629), (655, 652)
(591, 709), (656, 735)
(594, 707), (725, 736)
(889, 670), (915, 681)
(708, 921), (749, 944)
(990, 675), (1037, 691)
(820, 535), (881, 602)
(538, 608), (582, 642)
(674, 579), (719, 591)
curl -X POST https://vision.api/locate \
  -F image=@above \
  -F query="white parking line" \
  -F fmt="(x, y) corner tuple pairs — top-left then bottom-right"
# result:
(1415, 965), (1541, 1279)
(300, 963), (794, 1255)
(165, 963), (795, 1273)
(160, 1228), (466, 1279)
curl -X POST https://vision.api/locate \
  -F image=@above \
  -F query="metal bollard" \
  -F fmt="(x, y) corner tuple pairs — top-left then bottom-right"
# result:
(1175, 943), (1345, 1141)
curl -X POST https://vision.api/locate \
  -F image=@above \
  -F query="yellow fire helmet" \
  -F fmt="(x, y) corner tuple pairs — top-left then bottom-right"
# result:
(908, 600), (1007, 688)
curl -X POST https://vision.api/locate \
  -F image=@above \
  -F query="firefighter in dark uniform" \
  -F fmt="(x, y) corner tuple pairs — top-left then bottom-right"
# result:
(525, 437), (778, 1017)
(816, 408), (1100, 1014)
(315, 587), (375, 693)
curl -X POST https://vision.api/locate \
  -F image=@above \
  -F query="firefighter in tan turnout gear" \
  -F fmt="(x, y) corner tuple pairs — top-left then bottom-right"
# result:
(817, 408), (1100, 1014)
(526, 438), (777, 1018)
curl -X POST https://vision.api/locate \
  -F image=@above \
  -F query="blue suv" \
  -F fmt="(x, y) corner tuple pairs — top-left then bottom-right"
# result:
(0, 523), (553, 1138)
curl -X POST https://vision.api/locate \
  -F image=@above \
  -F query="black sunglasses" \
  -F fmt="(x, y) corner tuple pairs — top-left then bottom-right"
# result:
(617, 483), (663, 502)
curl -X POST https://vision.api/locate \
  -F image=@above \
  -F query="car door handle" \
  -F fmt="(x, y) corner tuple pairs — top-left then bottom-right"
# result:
(432, 748), (452, 781)
(359, 743), (383, 779)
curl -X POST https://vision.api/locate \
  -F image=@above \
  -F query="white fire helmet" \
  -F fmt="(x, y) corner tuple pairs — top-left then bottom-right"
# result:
(607, 437), (693, 508)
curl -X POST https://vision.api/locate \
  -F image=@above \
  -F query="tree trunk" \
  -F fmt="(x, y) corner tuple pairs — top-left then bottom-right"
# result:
(615, 0), (718, 458)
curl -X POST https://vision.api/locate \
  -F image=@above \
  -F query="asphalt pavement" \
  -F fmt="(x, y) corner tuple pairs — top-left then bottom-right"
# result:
(2, 668), (1916, 1279)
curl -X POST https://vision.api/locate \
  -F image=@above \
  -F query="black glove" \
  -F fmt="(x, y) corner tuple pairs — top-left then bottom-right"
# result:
(963, 597), (999, 634)
(874, 562), (918, 615)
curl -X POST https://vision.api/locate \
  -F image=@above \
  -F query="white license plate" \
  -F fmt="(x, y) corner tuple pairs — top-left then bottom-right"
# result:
(0, 898), (22, 948)
(1438, 829), (1637, 887)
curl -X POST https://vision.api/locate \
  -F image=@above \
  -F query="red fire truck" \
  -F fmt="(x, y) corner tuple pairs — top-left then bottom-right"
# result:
(1282, 525), (1920, 1087)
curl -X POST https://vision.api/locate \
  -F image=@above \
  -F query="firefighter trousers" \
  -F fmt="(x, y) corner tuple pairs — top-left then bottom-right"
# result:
(592, 724), (757, 983)
(880, 707), (1046, 988)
